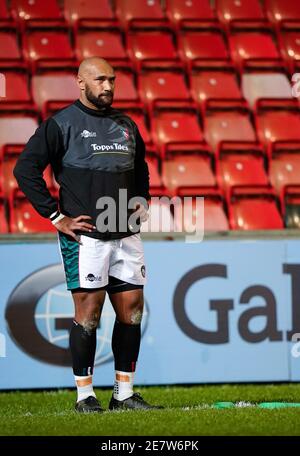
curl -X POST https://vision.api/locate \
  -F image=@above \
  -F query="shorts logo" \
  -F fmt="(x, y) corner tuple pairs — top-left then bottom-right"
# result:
(81, 130), (97, 138)
(85, 273), (101, 282)
(141, 265), (146, 278)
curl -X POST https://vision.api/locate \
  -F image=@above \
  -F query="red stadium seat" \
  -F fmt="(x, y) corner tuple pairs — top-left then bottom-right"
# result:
(255, 101), (300, 152)
(31, 70), (78, 118)
(176, 187), (229, 232)
(165, 0), (216, 29)
(0, 69), (34, 111)
(216, 0), (265, 27)
(122, 108), (152, 144)
(0, 193), (8, 233)
(216, 143), (269, 194)
(0, 31), (22, 64)
(0, 0), (13, 27)
(204, 108), (257, 151)
(127, 30), (178, 70)
(64, 0), (115, 29)
(282, 185), (300, 228)
(0, 114), (38, 149)
(138, 69), (190, 110)
(202, 193), (229, 231)
(146, 152), (162, 188)
(190, 67), (242, 113)
(75, 30), (128, 64)
(265, 0), (300, 27)
(11, 0), (63, 28)
(1, 144), (23, 196)
(229, 31), (281, 71)
(0, 0), (9, 19)
(22, 28), (75, 72)
(1, 144), (53, 196)
(151, 108), (205, 156)
(178, 30), (229, 68)
(115, 0), (165, 30)
(269, 147), (300, 194)
(162, 151), (215, 194)
(242, 72), (292, 108)
(113, 70), (139, 104)
(10, 190), (56, 233)
(228, 186), (283, 229)
(278, 29), (300, 73)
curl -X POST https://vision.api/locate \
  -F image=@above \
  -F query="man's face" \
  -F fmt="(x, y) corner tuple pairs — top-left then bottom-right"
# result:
(82, 65), (116, 109)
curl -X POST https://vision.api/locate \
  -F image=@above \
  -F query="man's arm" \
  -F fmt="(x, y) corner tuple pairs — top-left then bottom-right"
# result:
(14, 117), (96, 240)
(134, 128), (150, 202)
(133, 128), (150, 222)
(13, 118), (61, 218)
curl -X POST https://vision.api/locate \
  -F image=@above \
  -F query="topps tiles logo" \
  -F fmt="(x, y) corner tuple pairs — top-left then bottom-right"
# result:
(91, 143), (129, 152)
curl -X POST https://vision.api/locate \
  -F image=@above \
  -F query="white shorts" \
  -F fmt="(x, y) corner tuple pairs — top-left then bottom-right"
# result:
(58, 232), (146, 290)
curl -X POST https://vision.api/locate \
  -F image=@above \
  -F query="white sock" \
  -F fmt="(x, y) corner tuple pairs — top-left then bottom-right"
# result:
(74, 375), (96, 403)
(113, 371), (134, 401)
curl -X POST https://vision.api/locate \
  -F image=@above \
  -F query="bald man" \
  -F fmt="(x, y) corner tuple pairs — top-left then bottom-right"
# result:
(14, 58), (162, 413)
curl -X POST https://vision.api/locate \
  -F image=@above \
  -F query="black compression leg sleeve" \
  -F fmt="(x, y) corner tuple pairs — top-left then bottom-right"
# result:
(111, 320), (141, 372)
(69, 320), (96, 376)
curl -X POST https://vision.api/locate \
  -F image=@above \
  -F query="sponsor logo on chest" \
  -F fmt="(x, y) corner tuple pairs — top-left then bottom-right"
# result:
(91, 143), (129, 152)
(81, 129), (97, 138)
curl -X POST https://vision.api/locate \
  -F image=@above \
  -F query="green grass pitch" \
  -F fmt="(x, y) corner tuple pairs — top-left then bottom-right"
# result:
(1, 384), (300, 436)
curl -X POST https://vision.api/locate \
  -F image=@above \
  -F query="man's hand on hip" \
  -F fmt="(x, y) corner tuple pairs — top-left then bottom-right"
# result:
(55, 215), (96, 243)
(133, 202), (149, 222)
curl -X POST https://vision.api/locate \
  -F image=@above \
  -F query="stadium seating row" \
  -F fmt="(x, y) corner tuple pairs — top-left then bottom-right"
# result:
(0, 35), (298, 144)
(1, 23), (300, 74)
(0, 139), (300, 233)
(3, 139), (300, 194)
(1, 0), (300, 30)
(0, 66), (296, 117)
(2, 99), (300, 157)
(2, 181), (300, 233)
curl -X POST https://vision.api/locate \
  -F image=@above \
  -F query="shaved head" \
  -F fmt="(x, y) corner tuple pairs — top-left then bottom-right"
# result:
(78, 57), (113, 79)
(77, 57), (116, 110)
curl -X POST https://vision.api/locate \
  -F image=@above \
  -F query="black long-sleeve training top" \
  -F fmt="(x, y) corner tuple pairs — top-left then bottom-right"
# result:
(14, 99), (150, 240)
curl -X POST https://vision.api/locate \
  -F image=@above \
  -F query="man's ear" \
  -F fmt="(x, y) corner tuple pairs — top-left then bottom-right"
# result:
(77, 75), (84, 91)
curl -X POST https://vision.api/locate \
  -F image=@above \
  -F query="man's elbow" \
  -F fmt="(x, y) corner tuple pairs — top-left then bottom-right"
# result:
(13, 161), (22, 184)
(13, 162), (19, 178)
